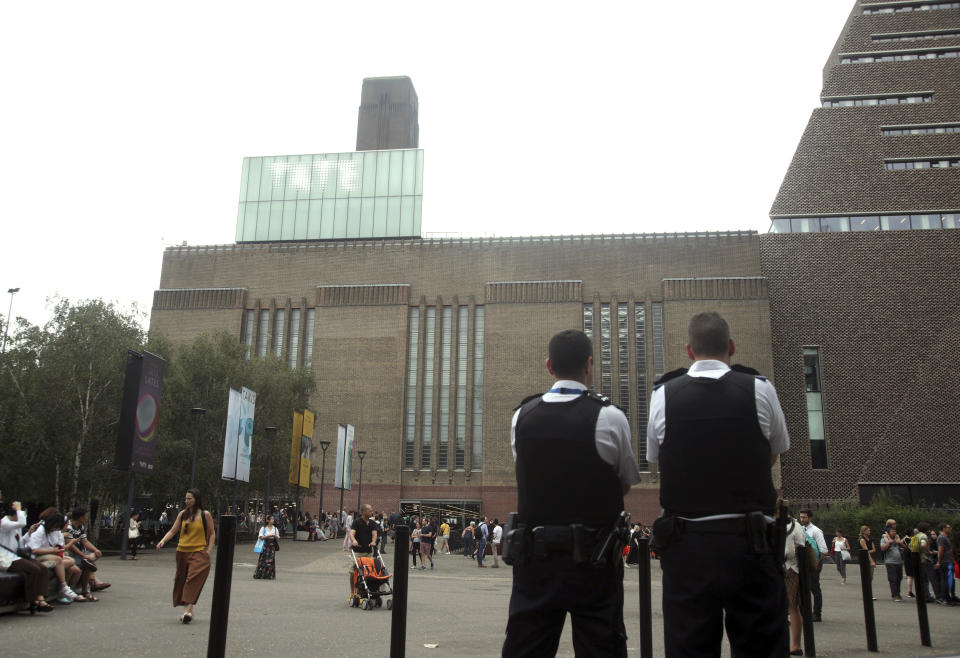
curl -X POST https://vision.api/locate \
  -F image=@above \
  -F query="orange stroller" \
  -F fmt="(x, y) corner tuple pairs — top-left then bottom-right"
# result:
(348, 547), (393, 611)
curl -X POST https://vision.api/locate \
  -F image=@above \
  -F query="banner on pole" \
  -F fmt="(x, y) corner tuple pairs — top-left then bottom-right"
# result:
(334, 423), (355, 490)
(222, 387), (255, 482)
(300, 410), (314, 488)
(114, 350), (166, 474)
(289, 411), (303, 485)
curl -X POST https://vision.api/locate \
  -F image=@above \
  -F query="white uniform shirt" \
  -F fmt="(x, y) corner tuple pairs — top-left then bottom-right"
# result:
(510, 380), (642, 489)
(646, 360), (790, 465)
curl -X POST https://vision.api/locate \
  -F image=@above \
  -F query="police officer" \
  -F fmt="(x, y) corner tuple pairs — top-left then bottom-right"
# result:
(647, 312), (790, 657)
(502, 329), (641, 657)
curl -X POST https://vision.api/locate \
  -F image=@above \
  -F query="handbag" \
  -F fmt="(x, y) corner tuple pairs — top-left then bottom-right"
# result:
(0, 539), (32, 560)
(254, 538), (264, 554)
(128, 524), (139, 539)
(840, 549), (851, 562)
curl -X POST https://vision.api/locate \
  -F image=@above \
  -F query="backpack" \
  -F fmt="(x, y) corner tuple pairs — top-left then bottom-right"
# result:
(909, 534), (922, 552)
(804, 533), (821, 570)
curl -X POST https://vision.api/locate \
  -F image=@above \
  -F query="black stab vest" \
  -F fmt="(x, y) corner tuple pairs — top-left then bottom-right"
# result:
(515, 393), (624, 528)
(659, 370), (777, 516)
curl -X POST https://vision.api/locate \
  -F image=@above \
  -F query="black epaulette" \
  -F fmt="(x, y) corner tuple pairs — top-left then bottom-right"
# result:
(513, 393), (544, 411)
(653, 367), (688, 389)
(730, 363), (767, 381)
(584, 390), (612, 406)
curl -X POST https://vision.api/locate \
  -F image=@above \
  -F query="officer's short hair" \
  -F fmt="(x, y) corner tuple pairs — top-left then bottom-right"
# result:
(548, 330), (592, 378)
(688, 312), (730, 358)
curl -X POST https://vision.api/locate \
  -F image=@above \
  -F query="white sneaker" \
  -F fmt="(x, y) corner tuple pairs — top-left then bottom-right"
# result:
(60, 585), (78, 601)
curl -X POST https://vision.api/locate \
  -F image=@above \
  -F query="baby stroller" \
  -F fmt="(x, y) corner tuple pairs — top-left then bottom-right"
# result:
(348, 547), (393, 611)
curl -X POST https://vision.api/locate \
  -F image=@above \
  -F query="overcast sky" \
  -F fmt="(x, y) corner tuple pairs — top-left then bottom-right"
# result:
(0, 1), (855, 330)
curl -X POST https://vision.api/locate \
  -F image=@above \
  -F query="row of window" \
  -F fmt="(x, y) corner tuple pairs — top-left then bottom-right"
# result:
(770, 212), (960, 233)
(863, 2), (960, 14)
(403, 305), (484, 472)
(885, 158), (960, 169)
(841, 49), (960, 63)
(583, 301), (663, 470)
(822, 94), (932, 107)
(873, 29), (960, 41)
(242, 308), (315, 368)
(882, 123), (960, 135)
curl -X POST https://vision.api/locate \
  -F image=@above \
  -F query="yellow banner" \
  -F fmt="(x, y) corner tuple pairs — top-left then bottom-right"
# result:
(300, 410), (314, 488)
(289, 410), (303, 485)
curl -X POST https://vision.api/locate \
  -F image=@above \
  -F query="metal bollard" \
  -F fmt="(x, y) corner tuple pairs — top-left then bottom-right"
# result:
(207, 515), (237, 658)
(390, 525), (410, 658)
(857, 550), (878, 652)
(796, 545), (816, 657)
(912, 551), (931, 647)
(636, 536), (653, 658)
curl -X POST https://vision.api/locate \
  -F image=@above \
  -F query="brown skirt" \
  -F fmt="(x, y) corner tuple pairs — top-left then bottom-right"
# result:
(172, 550), (210, 607)
(785, 568), (801, 610)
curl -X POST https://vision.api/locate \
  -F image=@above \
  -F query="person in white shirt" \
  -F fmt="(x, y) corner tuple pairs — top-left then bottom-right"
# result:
(799, 509), (828, 622)
(253, 515), (280, 579)
(1, 501), (54, 612)
(27, 511), (84, 603)
(783, 511), (809, 656)
(490, 519), (503, 568)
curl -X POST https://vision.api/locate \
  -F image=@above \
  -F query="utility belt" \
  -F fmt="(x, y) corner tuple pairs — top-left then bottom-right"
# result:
(651, 511), (777, 555)
(502, 511), (631, 568)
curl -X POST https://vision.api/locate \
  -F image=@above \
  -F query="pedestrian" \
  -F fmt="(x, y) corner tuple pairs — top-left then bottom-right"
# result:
(348, 504), (378, 602)
(784, 510), (809, 656)
(410, 520), (421, 569)
(503, 329), (641, 656)
(934, 523), (953, 604)
(490, 518), (502, 568)
(253, 515), (280, 580)
(437, 519), (450, 554)
(859, 525), (877, 599)
(419, 517), (435, 570)
(156, 488), (215, 624)
(880, 519), (905, 601)
(799, 509), (828, 621)
(833, 527), (850, 584)
(647, 312), (790, 655)
(128, 511), (142, 559)
(476, 517), (489, 568)
(462, 522), (474, 558)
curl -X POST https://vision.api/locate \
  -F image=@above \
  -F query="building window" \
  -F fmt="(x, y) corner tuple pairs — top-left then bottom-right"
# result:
(881, 215), (911, 230)
(851, 216), (881, 232)
(471, 306), (485, 471)
(803, 347), (827, 470)
(822, 94), (932, 107)
(243, 310), (255, 360)
(438, 307), (452, 470)
(288, 309), (301, 368)
(403, 308), (419, 469)
(599, 303), (613, 397)
(303, 309), (315, 369)
(841, 49), (960, 64)
(652, 303), (664, 378)
(617, 303), (630, 420)
(634, 304), (649, 471)
(769, 212), (960, 233)
(863, 2), (960, 15)
(885, 158), (960, 170)
(583, 303), (594, 342)
(257, 310), (270, 357)
(943, 213), (960, 229)
(820, 217), (850, 232)
(873, 29), (960, 42)
(455, 306), (468, 470)
(883, 123), (960, 135)
(421, 307), (436, 470)
(273, 309), (285, 358)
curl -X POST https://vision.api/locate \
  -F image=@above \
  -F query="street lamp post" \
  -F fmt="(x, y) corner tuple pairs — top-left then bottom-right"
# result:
(1, 287), (20, 354)
(189, 407), (206, 490)
(318, 440), (331, 520)
(356, 450), (367, 512)
(264, 426), (277, 522)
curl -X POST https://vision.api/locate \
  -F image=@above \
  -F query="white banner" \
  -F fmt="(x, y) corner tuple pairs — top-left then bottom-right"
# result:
(334, 423), (354, 490)
(222, 386), (256, 482)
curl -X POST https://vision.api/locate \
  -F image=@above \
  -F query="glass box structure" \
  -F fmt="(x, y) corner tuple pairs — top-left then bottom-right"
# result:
(236, 149), (423, 242)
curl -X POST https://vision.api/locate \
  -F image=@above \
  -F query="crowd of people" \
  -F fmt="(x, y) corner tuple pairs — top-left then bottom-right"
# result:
(1, 501), (112, 614)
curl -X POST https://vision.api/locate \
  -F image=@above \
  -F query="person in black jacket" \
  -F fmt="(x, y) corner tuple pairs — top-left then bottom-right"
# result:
(647, 312), (791, 657)
(502, 329), (641, 657)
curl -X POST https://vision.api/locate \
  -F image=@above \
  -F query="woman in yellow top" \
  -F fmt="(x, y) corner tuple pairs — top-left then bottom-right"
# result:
(157, 489), (215, 624)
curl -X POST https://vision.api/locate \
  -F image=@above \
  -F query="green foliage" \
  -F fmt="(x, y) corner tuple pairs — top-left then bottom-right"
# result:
(0, 300), (314, 518)
(797, 489), (960, 552)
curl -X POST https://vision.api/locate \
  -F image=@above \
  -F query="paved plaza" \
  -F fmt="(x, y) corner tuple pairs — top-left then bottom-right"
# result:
(2, 536), (959, 657)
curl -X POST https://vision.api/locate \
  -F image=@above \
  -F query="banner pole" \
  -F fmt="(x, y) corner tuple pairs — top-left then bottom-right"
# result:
(120, 471), (135, 559)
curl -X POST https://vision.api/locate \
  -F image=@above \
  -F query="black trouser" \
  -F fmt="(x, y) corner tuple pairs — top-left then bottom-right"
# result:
(886, 563), (903, 597)
(809, 559), (823, 618)
(7, 559), (50, 602)
(502, 553), (627, 657)
(660, 530), (788, 657)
